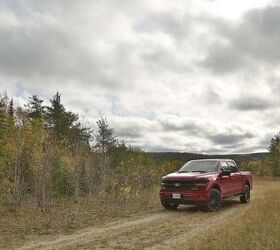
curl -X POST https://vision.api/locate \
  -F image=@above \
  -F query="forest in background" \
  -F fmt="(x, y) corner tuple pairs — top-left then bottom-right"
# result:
(0, 91), (280, 217)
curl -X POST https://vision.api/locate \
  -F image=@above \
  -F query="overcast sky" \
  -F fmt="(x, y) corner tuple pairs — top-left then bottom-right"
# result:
(1, 0), (279, 154)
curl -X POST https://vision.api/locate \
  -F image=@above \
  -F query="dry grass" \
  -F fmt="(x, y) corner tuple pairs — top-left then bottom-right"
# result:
(189, 178), (280, 250)
(0, 187), (159, 249)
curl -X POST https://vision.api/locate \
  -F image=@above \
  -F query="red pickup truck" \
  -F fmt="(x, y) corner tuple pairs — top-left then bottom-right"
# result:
(160, 159), (252, 212)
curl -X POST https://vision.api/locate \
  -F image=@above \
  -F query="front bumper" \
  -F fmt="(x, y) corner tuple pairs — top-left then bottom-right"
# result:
(159, 189), (211, 204)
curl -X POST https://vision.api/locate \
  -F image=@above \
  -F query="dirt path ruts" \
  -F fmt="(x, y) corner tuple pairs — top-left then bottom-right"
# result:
(19, 213), (169, 250)
(19, 189), (259, 250)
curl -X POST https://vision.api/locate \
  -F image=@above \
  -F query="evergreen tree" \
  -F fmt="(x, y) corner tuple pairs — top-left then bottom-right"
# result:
(46, 92), (91, 144)
(0, 95), (8, 180)
(46, 92), (66, 140)
(96, 117), (116, 155)
(26, 95), (45, 119)
(46, 92), (79, 142)
(0, 94), (7, 139)
(8, 99), (14, 117)
(269, 133), (280, 176)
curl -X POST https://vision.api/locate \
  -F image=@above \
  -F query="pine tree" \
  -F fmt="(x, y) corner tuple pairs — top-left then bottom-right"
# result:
(46, 92), (90, 144)
(26, 95), (45, 119)
(96, 117), (116, 154)
(8, 99), (14, 117)
(269, 133), (280, 176)
(46, 92), (66, 140)
(46, 92), (78, 142)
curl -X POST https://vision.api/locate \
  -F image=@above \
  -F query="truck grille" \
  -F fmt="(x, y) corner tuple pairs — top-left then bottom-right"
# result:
(162, 180), (197, 190)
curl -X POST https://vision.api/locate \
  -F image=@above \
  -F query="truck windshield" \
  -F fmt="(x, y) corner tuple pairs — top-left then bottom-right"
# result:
(178, 160), (219, 173)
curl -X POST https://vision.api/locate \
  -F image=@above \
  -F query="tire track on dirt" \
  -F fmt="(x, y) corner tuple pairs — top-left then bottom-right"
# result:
(147, 186), (261, 250)
(19, 187), (261, 250)
(146, 205), (249, 250)
(19, 212), (171, 250)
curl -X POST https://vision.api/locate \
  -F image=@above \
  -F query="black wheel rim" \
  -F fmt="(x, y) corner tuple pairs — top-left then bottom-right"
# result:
(209, 192), (221, 210)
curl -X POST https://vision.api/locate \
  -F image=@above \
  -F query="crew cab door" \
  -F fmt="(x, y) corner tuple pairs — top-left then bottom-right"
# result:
(219, 161), (232, 197)
(227, 161), (242, 194)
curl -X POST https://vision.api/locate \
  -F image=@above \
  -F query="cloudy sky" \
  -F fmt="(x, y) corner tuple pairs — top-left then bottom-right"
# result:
(0, 0), (279, 154)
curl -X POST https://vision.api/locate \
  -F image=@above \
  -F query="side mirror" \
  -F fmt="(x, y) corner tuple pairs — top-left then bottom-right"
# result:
(221, 169), (231, 177)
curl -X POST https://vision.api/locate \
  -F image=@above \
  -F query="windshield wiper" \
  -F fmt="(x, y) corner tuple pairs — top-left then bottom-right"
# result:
(178, 170), (190, 173)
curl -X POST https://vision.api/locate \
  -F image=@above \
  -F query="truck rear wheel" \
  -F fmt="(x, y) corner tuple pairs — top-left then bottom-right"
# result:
(161, 200), (179, 210)
(240, 184), (250, 203)
(205, 189), (222, 212)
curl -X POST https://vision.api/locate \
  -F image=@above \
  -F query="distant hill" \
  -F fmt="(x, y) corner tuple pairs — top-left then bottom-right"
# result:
(147, 152), (268, 166)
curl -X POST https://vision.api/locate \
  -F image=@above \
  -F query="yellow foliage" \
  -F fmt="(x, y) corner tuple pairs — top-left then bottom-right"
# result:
(120, 186), (132, 199)
(1, 178), (13, 193)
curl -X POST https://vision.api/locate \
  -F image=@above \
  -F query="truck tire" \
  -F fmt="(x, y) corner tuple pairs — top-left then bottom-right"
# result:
(240, 184), (250, 203)
(161, 200), (179, 210)
(205, 189), (222, 212)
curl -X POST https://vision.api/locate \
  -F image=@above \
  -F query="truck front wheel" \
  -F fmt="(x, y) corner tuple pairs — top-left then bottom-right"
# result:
(205, 189), (222, 212)
(161, 200), (179, 210)
(240, 184), (250, 203)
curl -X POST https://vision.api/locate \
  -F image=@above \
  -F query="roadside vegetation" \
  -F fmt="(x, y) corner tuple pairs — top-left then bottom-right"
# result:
(245, 133), (280, 177)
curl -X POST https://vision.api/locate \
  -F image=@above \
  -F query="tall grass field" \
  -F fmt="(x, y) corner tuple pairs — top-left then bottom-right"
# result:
(189, 178), (280, 250)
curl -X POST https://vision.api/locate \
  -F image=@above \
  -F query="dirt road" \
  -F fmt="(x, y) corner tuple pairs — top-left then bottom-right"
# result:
(19, 193), (254, 250)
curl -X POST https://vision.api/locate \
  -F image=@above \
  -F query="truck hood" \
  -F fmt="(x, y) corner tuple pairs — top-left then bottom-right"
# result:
(163, 172), (217, 180)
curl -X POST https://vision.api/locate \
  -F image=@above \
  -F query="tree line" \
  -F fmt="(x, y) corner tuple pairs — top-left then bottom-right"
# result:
(0, 92), (177, 214)
(248, 133), (280, 176)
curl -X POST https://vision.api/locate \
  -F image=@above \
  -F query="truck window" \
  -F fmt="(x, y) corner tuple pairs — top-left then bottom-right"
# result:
(227, 161), (238, 173)
(220, 161), (230, 171)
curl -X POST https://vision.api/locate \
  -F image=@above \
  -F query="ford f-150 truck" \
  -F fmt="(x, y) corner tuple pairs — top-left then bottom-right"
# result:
(160, 159), (252, 212)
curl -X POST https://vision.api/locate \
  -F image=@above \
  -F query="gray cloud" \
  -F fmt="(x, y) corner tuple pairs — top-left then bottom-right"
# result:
(203, 86), (221, 105)
(259, 133), (275, 149)
(0, 2), (144, 90)
(141, 47), (191, 74)
(159, 119), (202, 134)
(201, 4), (280, 74)
(134, 12), (191, 40)
(0, 21), (109, 86)
(229, 96), (273, 111)
(157, 115), (255, 151)
(116, 127), (143, 139)
(208, 132), (254, 145)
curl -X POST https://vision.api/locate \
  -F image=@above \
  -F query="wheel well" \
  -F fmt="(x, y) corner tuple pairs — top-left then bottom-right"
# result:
(212, 184), (221, 193)
(245, 181), (250, 188)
